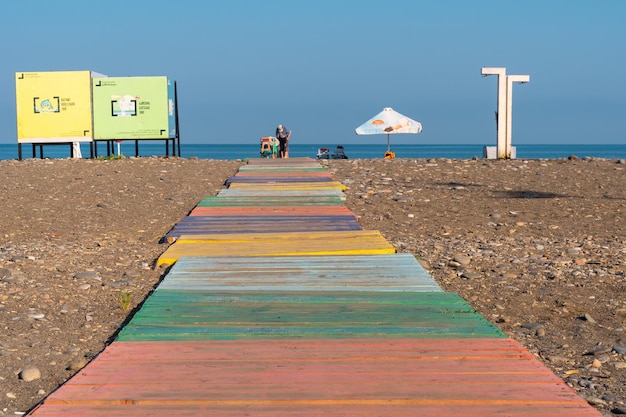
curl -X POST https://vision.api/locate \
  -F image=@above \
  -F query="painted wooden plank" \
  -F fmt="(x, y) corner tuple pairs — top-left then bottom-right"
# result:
(196, 196), (345, 206)
(246, 157), (319, 165)
(28, 339), (602, 417)
(225, 176), (335, 184)
(164, 216), (362, 242)
(116, 291), (504, 340)
(217, 188), (346, 199)
(189, 205), (357, 217)
(233, 171), (333, 177)
(237, 166), (328, 172)
(157, 231), (396, 266)
(158, 254), (441, 292)
(227, 181), (347, 191)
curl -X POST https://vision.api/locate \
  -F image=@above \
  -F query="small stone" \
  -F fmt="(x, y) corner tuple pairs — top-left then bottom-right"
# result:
(536, 327), (546, 337)
(584, 396), (606, 406)
(582, 313), (596, 323)
(79, 284), (91, 290)
(521, 322), (544, 331)
(547, 355), (569, 363)
(28, 313), (45, 320)
(453, 254), (471, 265)
(67, 359), (88, 371)
(6, 392), (17, 399)
(613, 345), (626, 355)
(461, 271), (482, 279)
(611, 361), (626, 369)
(74, 271), (100, 280)
(124, 270), (142, 279)
(613, 406), (626, 414)
(19, 366), (41, 382)
(585, 345), (611, 355)
(0, 268), (11, 279)
(592, 359), (602, 368)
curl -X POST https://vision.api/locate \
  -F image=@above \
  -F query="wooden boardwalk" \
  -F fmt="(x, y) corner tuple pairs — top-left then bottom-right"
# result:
(26, 157), (602, 417)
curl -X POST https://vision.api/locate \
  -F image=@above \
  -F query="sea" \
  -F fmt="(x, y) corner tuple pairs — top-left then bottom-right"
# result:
(1, 142), (626, 161)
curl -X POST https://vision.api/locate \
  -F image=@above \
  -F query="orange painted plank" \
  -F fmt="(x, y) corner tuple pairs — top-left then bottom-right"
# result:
(28, 339), (602, 417)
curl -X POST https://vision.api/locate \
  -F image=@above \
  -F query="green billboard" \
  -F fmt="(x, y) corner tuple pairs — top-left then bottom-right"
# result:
(92, 76), (176, 140)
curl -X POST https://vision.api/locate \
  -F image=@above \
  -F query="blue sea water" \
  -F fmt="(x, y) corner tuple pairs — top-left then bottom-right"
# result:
(1, 142), (625, 161)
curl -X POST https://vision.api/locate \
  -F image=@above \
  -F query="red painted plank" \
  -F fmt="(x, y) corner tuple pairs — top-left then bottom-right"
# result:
(27, 403), (601, 417)
(28, 339), (602, 417)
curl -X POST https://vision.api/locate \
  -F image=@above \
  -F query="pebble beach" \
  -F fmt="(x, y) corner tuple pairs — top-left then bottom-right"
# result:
(1, 155), (626, 416)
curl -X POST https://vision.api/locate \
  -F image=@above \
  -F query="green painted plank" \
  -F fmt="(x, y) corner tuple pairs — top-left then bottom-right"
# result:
(159, 254), (441, 292)
(117, 291), (504, 341)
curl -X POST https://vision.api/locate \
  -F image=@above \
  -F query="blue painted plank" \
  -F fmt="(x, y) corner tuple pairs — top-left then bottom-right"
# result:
(159, 254), (441, 292)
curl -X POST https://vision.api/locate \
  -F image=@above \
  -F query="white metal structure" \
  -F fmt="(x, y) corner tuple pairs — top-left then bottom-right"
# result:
(481, 67), (529, 159)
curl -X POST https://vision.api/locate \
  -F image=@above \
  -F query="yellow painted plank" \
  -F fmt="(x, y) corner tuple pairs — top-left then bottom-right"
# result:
(158, 231), (396, 266)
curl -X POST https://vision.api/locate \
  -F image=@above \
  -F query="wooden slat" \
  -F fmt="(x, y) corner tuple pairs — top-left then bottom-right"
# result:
(196, 196), (344, 206)
(237, 166), (328, 172)
(158, 254), (441, 292)
(189, 205), (357, 217)
(164, 216), (362, 242)
(245, 157), (320, 166)
(227, 181), (347, 191)
(157, 231), (396, 266)
(217, 188), (346, 199)
(233, 171), (332, 177)
(165, 216), (361, 243)
(116, 291), (504, 341)
(226, 176), (334, 184)
(28, 339), (602, 417)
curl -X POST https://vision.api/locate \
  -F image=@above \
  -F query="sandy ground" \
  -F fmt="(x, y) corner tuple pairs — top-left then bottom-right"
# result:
(1, 155), (625, 416)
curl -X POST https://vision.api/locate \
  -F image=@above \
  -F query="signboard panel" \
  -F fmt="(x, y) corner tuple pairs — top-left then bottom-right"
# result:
(92, 76), (176, 140)
(15, 71), (102, 143)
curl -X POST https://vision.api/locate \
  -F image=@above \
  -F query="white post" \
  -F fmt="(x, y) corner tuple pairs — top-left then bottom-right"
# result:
(481, 67), (507, 159)
(505, 74), (530, 159)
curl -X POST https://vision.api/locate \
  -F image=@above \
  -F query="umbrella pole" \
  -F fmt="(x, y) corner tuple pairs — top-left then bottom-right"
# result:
(387, 134), (390, 152)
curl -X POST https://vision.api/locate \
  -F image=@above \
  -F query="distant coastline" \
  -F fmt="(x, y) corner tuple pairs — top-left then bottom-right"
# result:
(0, 143), (625, 161)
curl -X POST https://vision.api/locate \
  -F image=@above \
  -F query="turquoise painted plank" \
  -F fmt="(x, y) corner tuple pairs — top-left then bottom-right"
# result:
(196, 196), (344, 206)
(117, 291), (505, 341)
(159, 254), (441, 292)
(217, 188), (346, 199)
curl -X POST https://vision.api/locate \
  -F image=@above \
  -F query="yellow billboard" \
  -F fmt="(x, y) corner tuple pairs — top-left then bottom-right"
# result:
(15, 71), (105, 143)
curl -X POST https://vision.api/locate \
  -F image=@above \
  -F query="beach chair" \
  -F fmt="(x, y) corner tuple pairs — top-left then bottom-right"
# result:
(331, 145), (348, 159)
(260, 136), (278, 158)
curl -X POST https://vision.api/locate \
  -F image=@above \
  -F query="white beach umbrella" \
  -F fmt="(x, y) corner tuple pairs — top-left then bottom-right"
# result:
(355, 107), (422, 155)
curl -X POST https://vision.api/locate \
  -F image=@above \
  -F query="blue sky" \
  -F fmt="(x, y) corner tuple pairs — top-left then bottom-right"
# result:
(1, 0), (624, 145)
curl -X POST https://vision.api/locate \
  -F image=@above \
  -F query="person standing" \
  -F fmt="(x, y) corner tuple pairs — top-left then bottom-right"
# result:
(276, 124), (292, 158)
